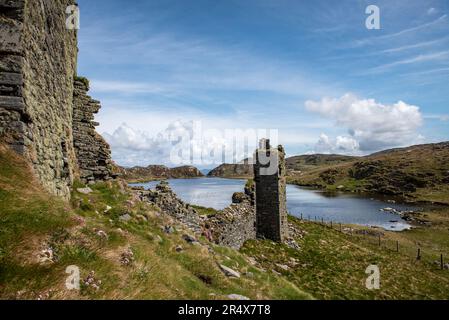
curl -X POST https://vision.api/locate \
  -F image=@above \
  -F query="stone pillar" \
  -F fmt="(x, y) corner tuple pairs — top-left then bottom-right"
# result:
(253, 139), (288, 242)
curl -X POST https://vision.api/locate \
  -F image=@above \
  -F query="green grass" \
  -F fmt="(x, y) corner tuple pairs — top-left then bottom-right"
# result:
(191, 205), (220, 216)
(241, 217), (449, 300)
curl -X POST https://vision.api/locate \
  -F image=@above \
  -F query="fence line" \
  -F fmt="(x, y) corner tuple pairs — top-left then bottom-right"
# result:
(298, 215), (448, 271)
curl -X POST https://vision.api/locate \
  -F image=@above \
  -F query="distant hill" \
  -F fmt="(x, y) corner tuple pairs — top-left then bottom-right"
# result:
(207, 154), (356, 179)
(207, 159), (253, 179)
(121, 165), (204, 182)
(287, 142), (449, 204)
(286, 154), (357, 173)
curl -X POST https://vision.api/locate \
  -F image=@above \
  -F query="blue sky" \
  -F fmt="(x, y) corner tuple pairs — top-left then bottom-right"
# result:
(77, 0), (449, 167)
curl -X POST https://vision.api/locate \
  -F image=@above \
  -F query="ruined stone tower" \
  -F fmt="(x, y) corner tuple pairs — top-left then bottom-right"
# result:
(253, 139), (289, 242)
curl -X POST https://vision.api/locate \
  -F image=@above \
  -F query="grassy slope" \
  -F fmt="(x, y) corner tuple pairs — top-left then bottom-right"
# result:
(287, 142), (449, 204)
(0, 144), (309, 300)
(242, 217), (449, 299)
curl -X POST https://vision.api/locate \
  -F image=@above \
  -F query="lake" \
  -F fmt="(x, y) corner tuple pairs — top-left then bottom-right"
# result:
(131, 177), (417, 231)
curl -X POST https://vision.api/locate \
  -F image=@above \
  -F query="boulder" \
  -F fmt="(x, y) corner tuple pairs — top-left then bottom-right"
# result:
(77, 187), (93, 195)
(219, 265), (241, 278)
(227, 294), (250, 301)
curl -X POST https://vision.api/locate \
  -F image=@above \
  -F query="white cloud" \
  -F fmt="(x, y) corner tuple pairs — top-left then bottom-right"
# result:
(382, 37), (449, 54)
(365, 50), (449, 74)
(102, 121), (280, 168)
(305, 93), (423, 153)
(313, 133), (359, 154)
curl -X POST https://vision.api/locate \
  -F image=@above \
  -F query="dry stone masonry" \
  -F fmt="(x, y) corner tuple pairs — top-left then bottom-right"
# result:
(254, 139), (289, 242)
(0, 0), (114, 197)
(73, 79), (114, 184)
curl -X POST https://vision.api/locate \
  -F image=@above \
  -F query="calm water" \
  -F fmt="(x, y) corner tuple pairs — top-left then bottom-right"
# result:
(131, 178), (416, 231)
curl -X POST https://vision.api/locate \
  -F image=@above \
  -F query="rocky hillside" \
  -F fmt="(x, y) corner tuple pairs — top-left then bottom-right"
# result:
(121, 165), (204, 182)
(288, 142), (449, 204)
(207, 160), (253, 179)
(286, 154), (357, 174)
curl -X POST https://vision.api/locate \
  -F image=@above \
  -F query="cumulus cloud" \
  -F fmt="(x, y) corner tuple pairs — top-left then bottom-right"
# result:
(305, 93), (423, 153)
(103, 121), (271, 168)
(314, 133), (359, 154)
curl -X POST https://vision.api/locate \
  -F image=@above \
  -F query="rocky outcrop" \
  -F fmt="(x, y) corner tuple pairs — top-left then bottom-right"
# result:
(122, 165), (203, 182)
(207, 160), (253, 179)
(170, 166), (204, 179)
(0, 1), (115, 196)
(72, 79), (114, 184)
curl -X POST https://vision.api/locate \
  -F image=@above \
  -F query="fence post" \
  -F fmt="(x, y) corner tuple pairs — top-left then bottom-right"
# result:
(441, 254), (444, 270)
(396, 241), (399, 253)
(417, 248), (421, 261)
(321, 218), (324, 225)
(330, 221), (333, 229)
(378, 235), (381, 246)
(340, 223), (342, 233)
(300, 213), (303, 221)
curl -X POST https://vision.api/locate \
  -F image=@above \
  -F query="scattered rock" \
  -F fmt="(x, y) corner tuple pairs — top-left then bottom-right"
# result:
(232, 192), (246, 204)
(219, 265), (241, 278)
(444, 263), (449, 270)
(276, 264), (290, 271)
(94, 229), (108, 240)
(285, 238), (301, 250)
(77, 187), (93, 195)
(182, 234), (198, 244)
(38, 247), (54, 264)
(164, 226), (175, 234)
(227, 294), (250, 301)
(104, 205), (112, 214)
(247, 257), (257, 266)
(119, 214), (132, 222)
(37, 290), (53, 300)
(175, 245), (184, 253)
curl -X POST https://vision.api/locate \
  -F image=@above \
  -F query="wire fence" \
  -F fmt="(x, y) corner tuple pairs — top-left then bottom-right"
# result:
(299, 214), (449, 271)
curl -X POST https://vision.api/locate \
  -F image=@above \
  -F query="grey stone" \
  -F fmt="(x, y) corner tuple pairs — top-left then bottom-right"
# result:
(119, 214), (132, 222)
(227, 294), (250, 301)
(77, 187), (93, 195)
(219, 265), (241, 278)
(254, 139), (289, 242)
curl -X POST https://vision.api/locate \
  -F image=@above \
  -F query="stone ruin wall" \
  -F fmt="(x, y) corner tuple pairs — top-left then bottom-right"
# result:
(73, 79), (114, 184)
(254, 140), (289, 242)
(136, 140), (290, 249)
(0, 0), (113, 197)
